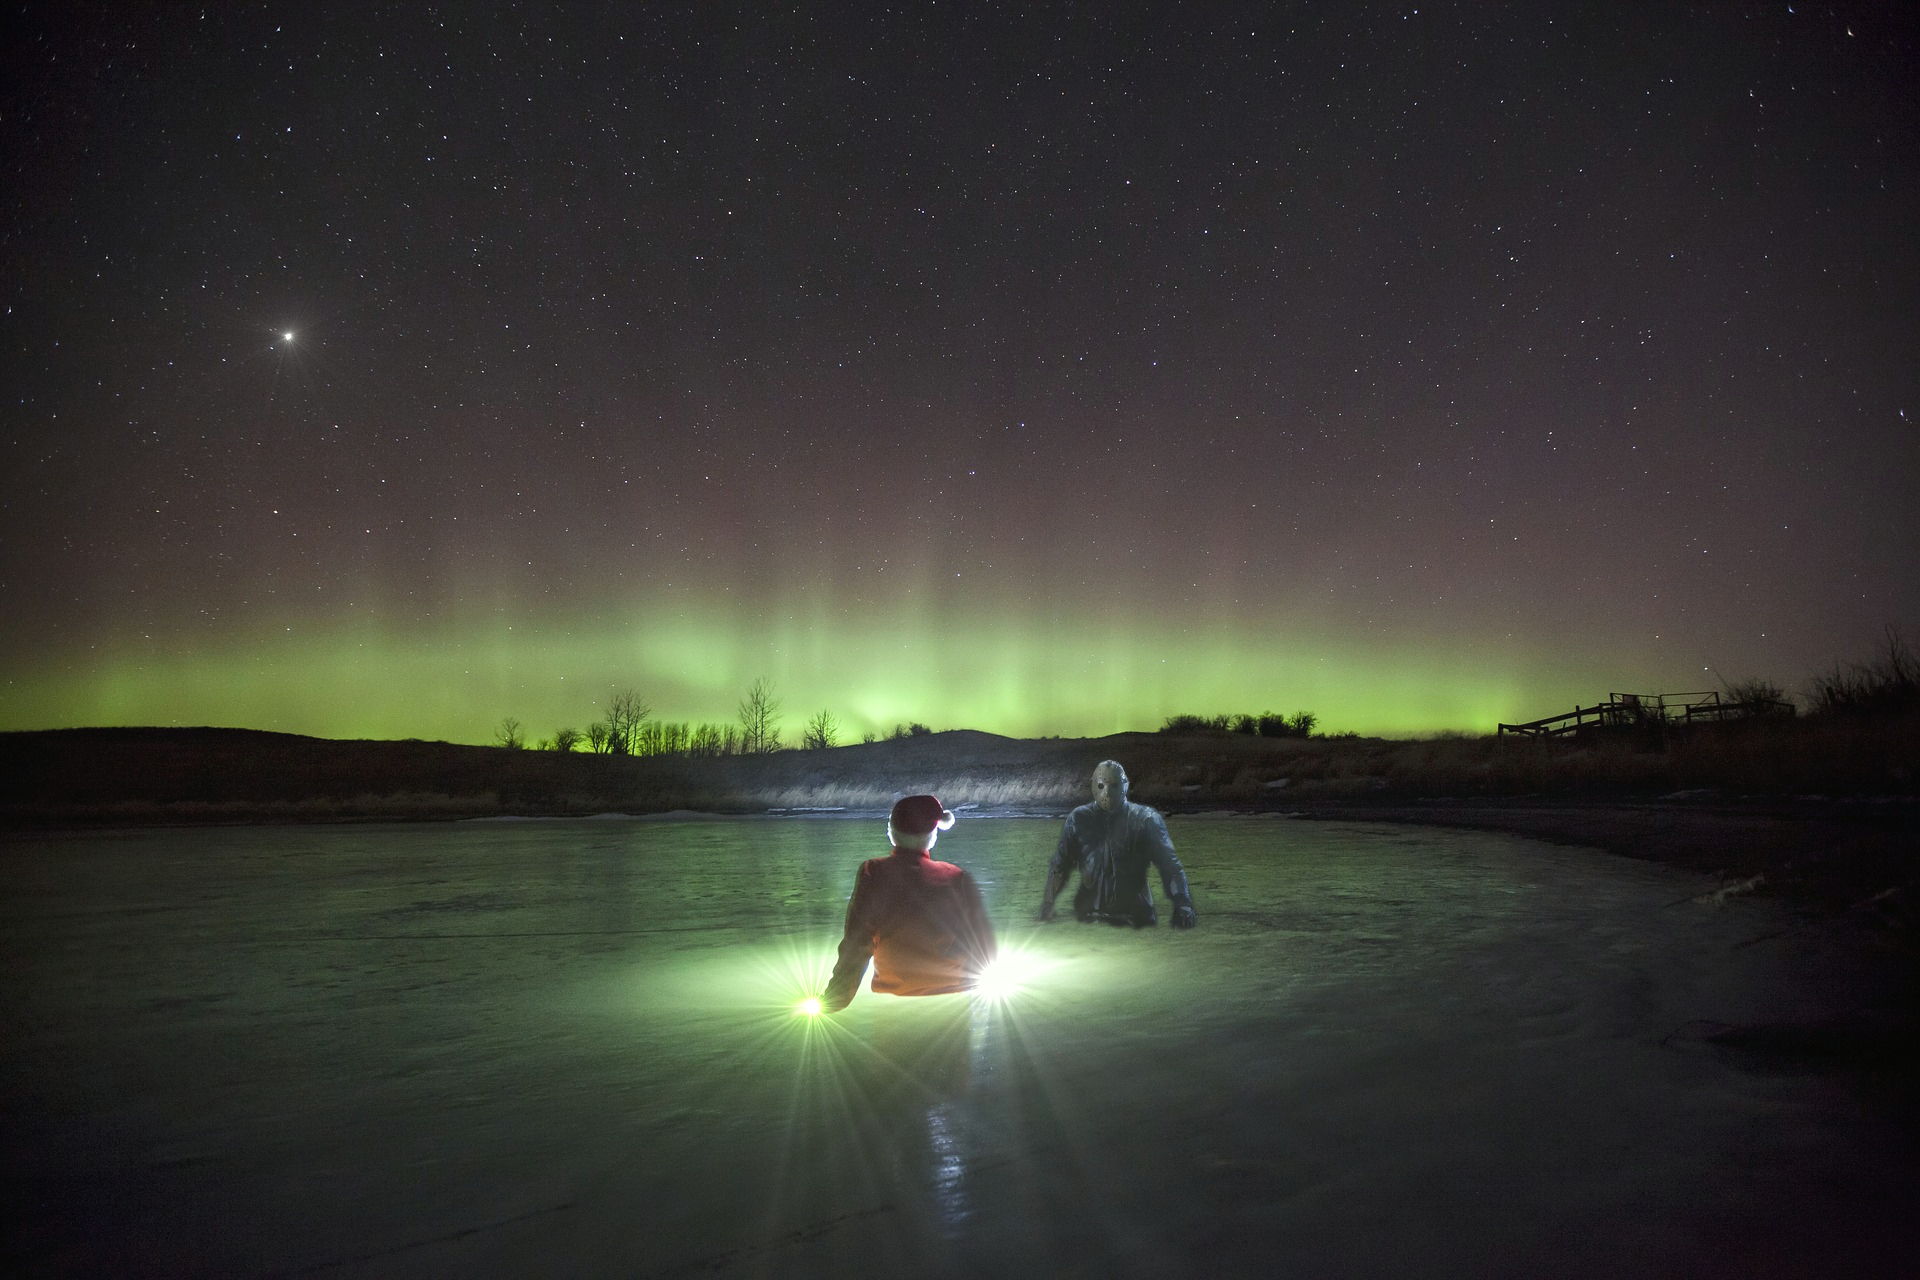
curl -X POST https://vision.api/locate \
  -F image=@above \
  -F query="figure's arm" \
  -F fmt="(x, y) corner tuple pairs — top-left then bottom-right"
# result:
(957, 870), (998, 972)
(822, 866), (876, 1009)
(1145, 812), (1197, 929)
(1039, 819), (1077, 921)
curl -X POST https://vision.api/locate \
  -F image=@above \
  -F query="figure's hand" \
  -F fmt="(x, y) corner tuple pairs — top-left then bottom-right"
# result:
(1038, 900), (1057, 923)
(1170, 903), (1197, 930)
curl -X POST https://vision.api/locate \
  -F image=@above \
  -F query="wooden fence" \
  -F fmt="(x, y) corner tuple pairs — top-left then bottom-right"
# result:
(1496, 691), (1792, 738)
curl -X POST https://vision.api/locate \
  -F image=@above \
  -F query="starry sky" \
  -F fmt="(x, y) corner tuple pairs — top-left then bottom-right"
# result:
(3, 2), (1916, 742)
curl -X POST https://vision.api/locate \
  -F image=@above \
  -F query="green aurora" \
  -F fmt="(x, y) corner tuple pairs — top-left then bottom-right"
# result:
(1, 595), (1626, 743)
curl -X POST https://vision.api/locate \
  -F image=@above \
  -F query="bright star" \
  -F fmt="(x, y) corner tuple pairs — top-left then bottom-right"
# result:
(282, 332), (294, 342)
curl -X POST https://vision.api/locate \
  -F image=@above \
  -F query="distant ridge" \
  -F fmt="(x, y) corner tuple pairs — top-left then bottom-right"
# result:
(0, 725), (1102, 823)
(2, 711), (1912, 831)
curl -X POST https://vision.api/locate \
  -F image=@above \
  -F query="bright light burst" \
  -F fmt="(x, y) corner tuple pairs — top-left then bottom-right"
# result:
(971, 947), (1049, 1004)
(744, 939), (838, 1024)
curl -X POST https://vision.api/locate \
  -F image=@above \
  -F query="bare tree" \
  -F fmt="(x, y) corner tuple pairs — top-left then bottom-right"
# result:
(802, 707), (838, 751)
(605, 689), (651, 755)
(738, 677), (783, 753)
(586, 721), (611, 754)
(552, 726), (582, 753)
(495, 717), (525, 750)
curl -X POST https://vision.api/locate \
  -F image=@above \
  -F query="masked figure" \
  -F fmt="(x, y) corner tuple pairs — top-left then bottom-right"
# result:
(821, 794), (998, 1011)
(1041, 760), (1197, 929)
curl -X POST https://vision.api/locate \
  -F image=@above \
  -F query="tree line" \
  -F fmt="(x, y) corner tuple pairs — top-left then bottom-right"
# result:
(486, 630), (1915, 753)
(1160, 710), (1320, 738)
(493, 678), (856, 756)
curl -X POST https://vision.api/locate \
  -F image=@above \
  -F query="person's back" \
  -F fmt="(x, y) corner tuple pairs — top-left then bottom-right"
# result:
(822, 795), (996, 1010)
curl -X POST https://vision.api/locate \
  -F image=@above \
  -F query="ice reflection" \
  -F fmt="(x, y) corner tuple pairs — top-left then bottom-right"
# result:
(752, 939), (1070, 1240)
(925, 1102), (968, 1228)
(818, 989), (1014, 1236)
(946, 998), (1011, 1228)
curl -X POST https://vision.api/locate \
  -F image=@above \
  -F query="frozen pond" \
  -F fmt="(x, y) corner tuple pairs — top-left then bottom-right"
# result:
(2, 815), (1914, 1276)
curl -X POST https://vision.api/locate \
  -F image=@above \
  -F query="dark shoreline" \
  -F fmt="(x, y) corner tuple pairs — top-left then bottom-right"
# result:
(1291, 798), (1918, 926)
(4, 724), (1914, 935)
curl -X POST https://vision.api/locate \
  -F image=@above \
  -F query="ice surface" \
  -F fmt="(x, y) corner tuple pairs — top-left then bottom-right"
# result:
(2, 817), (1913, 1276)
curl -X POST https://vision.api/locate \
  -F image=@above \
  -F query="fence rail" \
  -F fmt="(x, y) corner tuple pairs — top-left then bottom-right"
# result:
(1497, 691), (1792, 738)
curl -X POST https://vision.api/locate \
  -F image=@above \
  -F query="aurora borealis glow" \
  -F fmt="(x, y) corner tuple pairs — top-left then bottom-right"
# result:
(4, 5), (1916, 742)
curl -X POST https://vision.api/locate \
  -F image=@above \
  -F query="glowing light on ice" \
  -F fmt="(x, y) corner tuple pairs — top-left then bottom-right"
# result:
(972, 949), (1048, 1003)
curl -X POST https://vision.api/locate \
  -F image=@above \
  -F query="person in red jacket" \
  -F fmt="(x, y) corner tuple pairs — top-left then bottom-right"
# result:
(820, 794), (998, 1011)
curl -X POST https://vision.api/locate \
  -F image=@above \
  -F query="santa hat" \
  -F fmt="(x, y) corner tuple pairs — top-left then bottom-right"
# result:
(889, 794), (955, 849)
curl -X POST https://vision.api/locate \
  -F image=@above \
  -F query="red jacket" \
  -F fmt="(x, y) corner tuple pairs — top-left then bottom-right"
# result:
(823, 847), (997, 1008)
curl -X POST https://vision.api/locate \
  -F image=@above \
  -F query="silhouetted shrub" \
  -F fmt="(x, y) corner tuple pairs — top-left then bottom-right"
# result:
(632, 721), (695, 757)
(802, 709), (839, 750)
(1807, 629), (1919, 717)
(605, 690), (651, 754)
(687, 723), (738, 756)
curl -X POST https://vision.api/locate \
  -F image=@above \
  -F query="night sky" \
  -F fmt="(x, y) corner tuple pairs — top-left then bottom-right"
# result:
(4, 3), (1915, 741)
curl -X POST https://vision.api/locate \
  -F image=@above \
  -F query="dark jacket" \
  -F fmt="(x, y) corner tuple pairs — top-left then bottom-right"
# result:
(1043, 801), (1193, 926)
(823, 847), (997, 1009)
